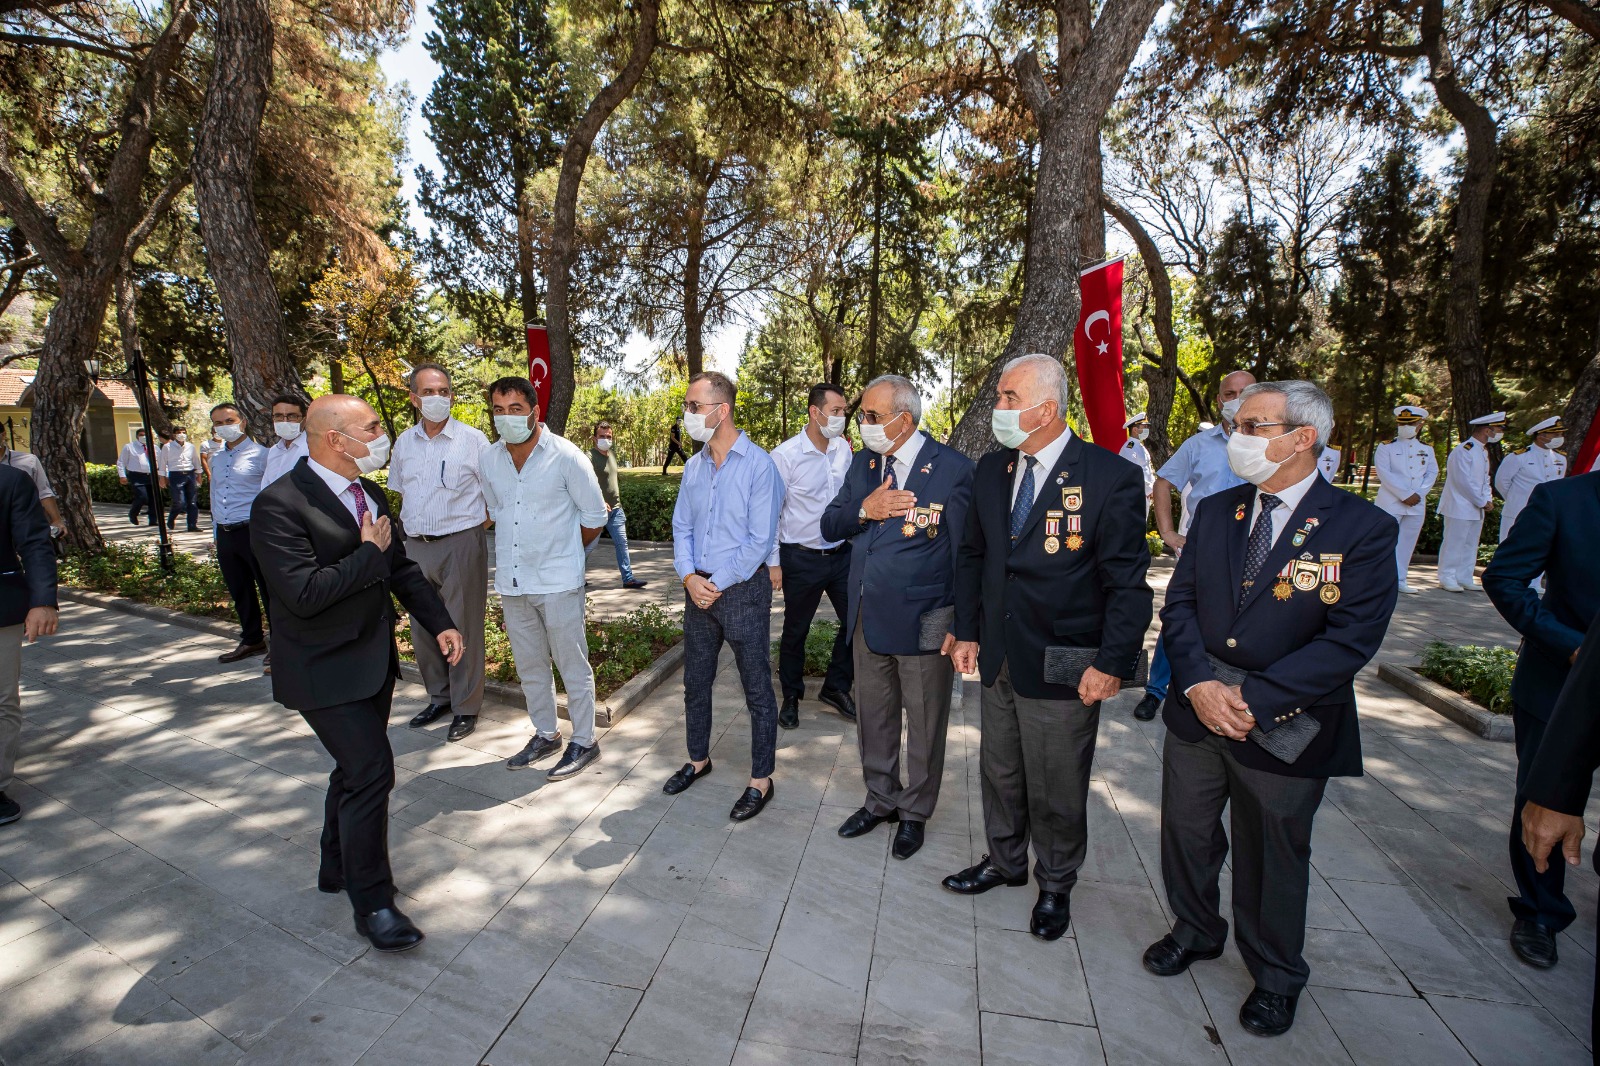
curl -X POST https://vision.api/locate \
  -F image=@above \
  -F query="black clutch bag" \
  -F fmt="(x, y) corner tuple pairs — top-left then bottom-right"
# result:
(918, 607), (955, 652)
(1204, 653), (1321, 764)
(1043, 646), (1149, 689)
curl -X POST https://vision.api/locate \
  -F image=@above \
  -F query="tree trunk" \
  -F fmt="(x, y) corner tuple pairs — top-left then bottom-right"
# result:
(193, 0), (304, 438)
(683, 181), (706, 378)
(1106, 198), (1177, 467)
(948, 0), (1163, 458)
(514, 158), (540, 330)
(544, 0), (659, 433)
(1562, 312), (1600, 475)
(865, 128), (884, 384)
(31, 276), (110, 549)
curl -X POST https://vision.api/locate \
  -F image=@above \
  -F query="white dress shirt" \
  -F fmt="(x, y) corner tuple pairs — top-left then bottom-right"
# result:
(1011, 425), (1072, 506)
(388, 417), (491, 536)
(117, 441), (152, 477)
(210, 437), (268, 525)
(306, 457), (380, 522)
(767, 427), (853, 564)
(260, 435), (308, 489)
(158, 440), (198, 475)
(884, 430), (928, 489)
(1248, 468), (1319, 547)
(480, 426), (608, 596)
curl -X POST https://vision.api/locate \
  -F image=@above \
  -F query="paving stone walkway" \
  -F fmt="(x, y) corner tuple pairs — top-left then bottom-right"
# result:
(2, 553), (1592, 1065)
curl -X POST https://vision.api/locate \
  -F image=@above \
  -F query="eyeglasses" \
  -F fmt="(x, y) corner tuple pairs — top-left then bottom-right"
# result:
(857, 410), (905, 427)
(682, 401), (725, 415)
(1234, 420), (1303, 437)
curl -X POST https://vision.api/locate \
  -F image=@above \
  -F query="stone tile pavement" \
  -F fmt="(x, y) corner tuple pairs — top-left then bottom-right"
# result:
(3, 550), (1591, 1065)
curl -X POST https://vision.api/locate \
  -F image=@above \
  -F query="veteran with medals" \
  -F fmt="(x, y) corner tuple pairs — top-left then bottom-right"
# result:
(943, 354), (1153, 941)
(820, 375), (974, 859)
(1142, 381), (1399, 1038)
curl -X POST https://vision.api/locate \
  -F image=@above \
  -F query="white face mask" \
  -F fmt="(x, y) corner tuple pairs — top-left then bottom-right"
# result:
(418, 395), (453, 423)
(1227, 429), (1297, 486)
(339, 430), (391, 474)
(274, 421), (302, 441)
(991, 401), (1047, 451)
(596, 438), (613, 453)
(215, 424), (244, 443)
(684, 404), (723, 443)
(860, 413), (905, 455)
(494, 414), (534, 445)
(1487, 430), (1504, 444)
(175, 433), (187, 443)
(1220, 398), (1243, 425)
(1397, 424), (1418, 440)
(819, 415), (847, 440)
(1544, 436), (1564, 450)
(1134, 427), (1150, 442)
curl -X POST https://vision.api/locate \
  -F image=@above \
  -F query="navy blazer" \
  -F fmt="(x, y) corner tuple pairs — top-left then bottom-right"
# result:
(953, 430), (1153, 700)
(0, 465), (56, 629)
(1161, 474), (1399, 779)
(819, 436), (974, 657)
(1484, 472), (1600, 721)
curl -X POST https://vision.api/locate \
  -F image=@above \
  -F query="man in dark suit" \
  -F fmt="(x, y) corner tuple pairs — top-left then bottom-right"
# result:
(0, 465), (59, 826)
(251, 395), (464, 952)
(1484, 470), (1600, 970)
(819, 374), (973, 859)
(1520, 632), (1600, 1050)
(943, 354), (1152, 940)
(1143, 380), (1398, 1038)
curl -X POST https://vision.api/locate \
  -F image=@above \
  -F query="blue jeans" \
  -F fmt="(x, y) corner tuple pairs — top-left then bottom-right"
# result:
(167, 470), (199, 529)
(1145, 635), (1171, 701)
(585, 506), (636, 583)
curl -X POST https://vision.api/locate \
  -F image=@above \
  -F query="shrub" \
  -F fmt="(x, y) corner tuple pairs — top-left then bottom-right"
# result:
(1146, 530), (1164, 557)
(88, 463), (211, 510)
(1418, 641), (1517, 715)
(616, 474), (680, 541)
(60, 544), (235, 619)
(771, 618), (841, 676)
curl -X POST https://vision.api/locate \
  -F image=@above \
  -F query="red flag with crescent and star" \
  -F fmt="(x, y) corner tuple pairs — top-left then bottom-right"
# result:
(526, 325), (552, 415)
(1072, 257), (1128, 452)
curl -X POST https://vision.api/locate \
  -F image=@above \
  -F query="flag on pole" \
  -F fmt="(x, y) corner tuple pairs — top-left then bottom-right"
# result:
(1572, 412), (1600, 477)
(1072, 257), (1128, 452)
(526, 325), (552, 415)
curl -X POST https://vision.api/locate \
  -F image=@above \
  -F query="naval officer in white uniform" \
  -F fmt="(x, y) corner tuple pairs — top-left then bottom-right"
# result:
(1374, 405), (1439, 595)
(1436, 410), (1505, 592)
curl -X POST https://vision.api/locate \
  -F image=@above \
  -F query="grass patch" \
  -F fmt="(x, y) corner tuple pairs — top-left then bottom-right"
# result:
(771, 618), (842, 676)
(60, 544), (235, 620)
(1418, 640), (1517, 715)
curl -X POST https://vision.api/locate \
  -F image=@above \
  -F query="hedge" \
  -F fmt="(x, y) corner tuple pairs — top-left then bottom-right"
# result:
(88, 463), (403, 516)
(614, 474), (680, 541)
(1418, 640), (1517, 715)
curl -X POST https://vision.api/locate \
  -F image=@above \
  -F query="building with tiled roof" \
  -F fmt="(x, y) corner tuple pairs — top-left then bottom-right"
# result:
(0, 365), (147, 463)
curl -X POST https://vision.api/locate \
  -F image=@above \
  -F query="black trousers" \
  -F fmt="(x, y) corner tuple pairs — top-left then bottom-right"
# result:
(216, 525), (267, 645)
(1160, 730), (1328, 996)
(776, 543), (852, 700)
(663, 440), (689, 473)
(1510, 704), (1578, 932)
(300, 670), (398, 915)
(127, 472), (154, 523)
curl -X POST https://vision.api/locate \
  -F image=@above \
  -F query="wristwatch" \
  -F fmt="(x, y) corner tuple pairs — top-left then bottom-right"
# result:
(858, 505), (869, 524)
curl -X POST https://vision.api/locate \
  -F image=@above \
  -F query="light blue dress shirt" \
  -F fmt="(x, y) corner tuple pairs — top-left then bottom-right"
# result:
(672, 431), (785, 591)
(210, 437), (268, 525)
(1156, 424), (1243, 504)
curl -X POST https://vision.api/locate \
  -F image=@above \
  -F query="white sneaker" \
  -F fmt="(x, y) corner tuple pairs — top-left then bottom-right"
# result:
(1439, 583), (1465, 593)
(1398, 584), (1421, 595)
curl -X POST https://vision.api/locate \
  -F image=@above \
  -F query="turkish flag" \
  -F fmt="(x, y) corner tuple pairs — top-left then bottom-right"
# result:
(1072, 258), (1128, 452)
(1573, 415), (1600, 477)
(527, 325), (552, 416)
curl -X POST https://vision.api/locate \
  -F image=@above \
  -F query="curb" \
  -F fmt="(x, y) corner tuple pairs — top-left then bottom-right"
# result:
(1377, 661), (1513, 741)
(61, 585), (685, 730)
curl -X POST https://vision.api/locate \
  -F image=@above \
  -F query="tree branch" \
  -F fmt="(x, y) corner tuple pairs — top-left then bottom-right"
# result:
(1014, 49), (1054, 118)
(1545, 0), (1600, 38)
(0, 128), (77, 272)
(126, 168), (190, 254)
(0, 30), (143, 62)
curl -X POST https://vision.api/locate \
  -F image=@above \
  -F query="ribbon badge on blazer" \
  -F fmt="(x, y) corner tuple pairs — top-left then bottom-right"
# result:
(1044, 509), (1061, 554)
(1290, 516), (1319, 547)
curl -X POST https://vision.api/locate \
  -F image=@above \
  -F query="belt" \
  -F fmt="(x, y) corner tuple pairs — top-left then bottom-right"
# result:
(781, 542), (847, 556)
(218, 522), (249, 533)
(409, 527), (477, 542)
(694, 570), (714, 579)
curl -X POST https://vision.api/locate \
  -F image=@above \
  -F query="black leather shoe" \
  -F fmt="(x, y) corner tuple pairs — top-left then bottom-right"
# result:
(1142, 933), (1224, 976)
(508, 734), (564, 770)
(354, 907), (425, 952)
(409, 703), (450, 728)
(218, 641), (267, 664)
(623, 579), (649, 590)
(1133, 693), (1161, 721)
(0, 791), (20, 826)
(818, 687), (857, 722)
(1030, 890), (1071, 940)
(1510, 918), (1559, 969)
(446, 715), (477, 742)
(547, 742), (600, 781)
(942, 856), (1028, 895)
(1238, 988), (1298, 1037)
(892, 820), (925, 860)
(837, 807), (896, 838)
(730, 781), (773, 821)
(779, 696), (800, 730)
(663, 761), (712, 795)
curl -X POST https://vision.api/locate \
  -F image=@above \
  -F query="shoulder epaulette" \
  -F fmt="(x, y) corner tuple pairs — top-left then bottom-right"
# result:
(1511, 446), (1529, 456)
(1463, 440), (1476, 450)
(1556, 449), (1567, 457)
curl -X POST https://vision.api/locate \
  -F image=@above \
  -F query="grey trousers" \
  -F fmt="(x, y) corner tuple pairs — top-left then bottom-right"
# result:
(405, 527), (488, 716)
(979, 661), (1100, 893)
(852, 611), (953, 821)
(0, 624), (20, 793)
(1160, 730), (1328, 996)
(503, 588), (596, 748)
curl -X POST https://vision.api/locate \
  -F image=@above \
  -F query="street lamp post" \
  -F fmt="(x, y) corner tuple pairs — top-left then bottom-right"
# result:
(85, 346), (187, 572)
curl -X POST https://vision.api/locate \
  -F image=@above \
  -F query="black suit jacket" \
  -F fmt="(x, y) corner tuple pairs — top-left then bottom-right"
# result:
(250, 458), (456, 712)
(1161, 475), (1399, 778)
(1484, 472), (1600, 722)
(818, 438), (974, 656)
(1524, 631), (1600, 816)
(954, 431), (1153, 701)
(0, 465), (56, 628)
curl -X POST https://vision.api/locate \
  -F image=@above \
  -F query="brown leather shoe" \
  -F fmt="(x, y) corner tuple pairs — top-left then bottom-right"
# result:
(219, 641), (267, 664)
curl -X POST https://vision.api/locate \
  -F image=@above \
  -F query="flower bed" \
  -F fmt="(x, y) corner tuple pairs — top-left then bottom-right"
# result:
(1417, 640), (1516, 715)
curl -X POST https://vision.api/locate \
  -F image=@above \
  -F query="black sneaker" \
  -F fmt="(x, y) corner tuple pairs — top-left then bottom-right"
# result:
(507, 734), (564, 770)
(547, 742), (601, 781)
(0, 791), (19, 825)
(1133, 693), (1161, 721)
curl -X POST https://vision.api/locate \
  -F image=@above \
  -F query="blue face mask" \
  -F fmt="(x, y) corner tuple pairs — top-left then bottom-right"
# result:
(494, 414), (534, 445)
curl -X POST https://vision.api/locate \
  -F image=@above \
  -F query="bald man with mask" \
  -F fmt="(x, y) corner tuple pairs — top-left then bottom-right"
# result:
(251, 395), (464, 953)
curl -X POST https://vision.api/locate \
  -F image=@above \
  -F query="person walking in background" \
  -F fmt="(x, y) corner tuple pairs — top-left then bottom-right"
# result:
(251, 395), (464, 953)
(0, 463), (60, 827)
(589, 421), (648, 590)
(389, 363), (491, 744)
(1484, 469), (1600, 971)
(208, 404), (271, 669)
(1373, 405), (1439, 595)
(1119, 412), (1155, 519)
(117, 428), (156, 526)
(261, 395), (310, 489)
(484, 377), (608, 781)
(1437, 411), (1504, 592)
(666, 371), (785, 821)
(770, 383), (857, 730)
(663, 415), (690, 473)
(158, 425), (202, 532)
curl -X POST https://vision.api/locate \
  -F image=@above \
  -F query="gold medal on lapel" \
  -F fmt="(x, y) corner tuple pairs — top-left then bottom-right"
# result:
(1320, 583), (1341, 604)
(1044, 536), (1060, 554)
(1273, 580), (1293, 601)
(1065, 533), (1084, 552)
(1292, 560), (1320, 592)
(901, 521), (916, 537)
(1062, 487), (1083, 512)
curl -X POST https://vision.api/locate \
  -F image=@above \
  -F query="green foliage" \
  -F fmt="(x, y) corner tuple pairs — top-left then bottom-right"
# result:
(1147, 530), (1165, 557)
(615, 471), (681, 541)
(59, 545), (234, 619)
(86, 464), (211, 509)
(771, 619), (841, 677)
(1419, 641), (1517, 716)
